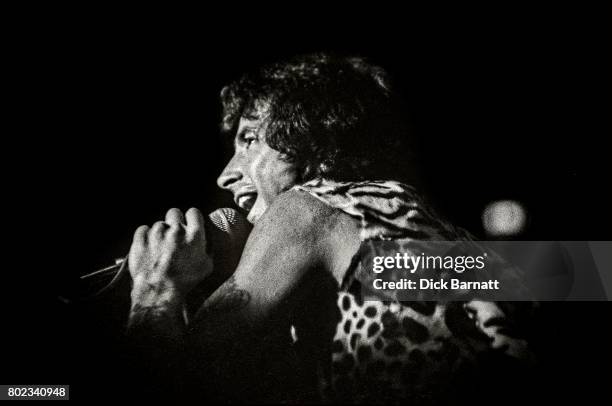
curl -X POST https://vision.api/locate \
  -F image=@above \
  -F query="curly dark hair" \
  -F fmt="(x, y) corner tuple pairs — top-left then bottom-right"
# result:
(220, 53), (418, 184)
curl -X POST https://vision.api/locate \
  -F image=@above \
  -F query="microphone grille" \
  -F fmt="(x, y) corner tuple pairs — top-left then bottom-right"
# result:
(219, 207), (238, 227)
(209, 207), (250, 236)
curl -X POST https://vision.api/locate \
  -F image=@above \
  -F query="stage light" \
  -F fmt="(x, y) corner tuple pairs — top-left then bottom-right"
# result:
(482, 200), (526, 236)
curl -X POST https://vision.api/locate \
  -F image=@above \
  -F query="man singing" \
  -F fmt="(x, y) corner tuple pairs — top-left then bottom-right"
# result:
(125, 53), (533, 404)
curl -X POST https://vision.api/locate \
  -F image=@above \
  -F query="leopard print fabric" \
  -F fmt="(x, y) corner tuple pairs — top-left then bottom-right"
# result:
(292, 179), (534, 404)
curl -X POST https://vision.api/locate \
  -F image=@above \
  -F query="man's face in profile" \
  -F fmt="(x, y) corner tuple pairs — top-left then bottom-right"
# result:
(217, 106), (299, 224)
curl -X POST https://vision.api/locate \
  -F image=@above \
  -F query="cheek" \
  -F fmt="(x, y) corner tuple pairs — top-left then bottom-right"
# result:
(251, 151), (297, 195)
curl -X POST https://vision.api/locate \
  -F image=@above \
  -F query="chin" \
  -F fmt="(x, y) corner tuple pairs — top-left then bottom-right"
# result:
(246, 205), (266, 224)
(246, 211), (258, 224)
(244, 196), (272, 224)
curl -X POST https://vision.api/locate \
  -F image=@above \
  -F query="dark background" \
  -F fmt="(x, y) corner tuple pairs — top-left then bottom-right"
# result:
(5, 8), (610, 401)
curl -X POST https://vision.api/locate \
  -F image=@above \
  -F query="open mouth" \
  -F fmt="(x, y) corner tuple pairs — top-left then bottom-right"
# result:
(236, 193), (257, 212)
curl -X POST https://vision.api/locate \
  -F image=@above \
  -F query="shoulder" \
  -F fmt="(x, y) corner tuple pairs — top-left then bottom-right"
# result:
(254, 189), (361, 283)
(257, 188), (356, 238)
(267, 188), (335, 219)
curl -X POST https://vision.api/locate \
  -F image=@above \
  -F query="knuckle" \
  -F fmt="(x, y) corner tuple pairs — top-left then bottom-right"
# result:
(167, 207), (182, 216)
(151, 221), (167, 231)
(148, 222), (169, 240)
(186, 207), (201, 217)
(130, 232), (147, 252)
(135, 225), (149, 235)
(133, 225), (149, 243)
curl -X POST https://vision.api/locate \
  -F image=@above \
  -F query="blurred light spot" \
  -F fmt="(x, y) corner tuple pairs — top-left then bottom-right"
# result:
(482, 200), (526, 236)
(290, 325), (298, 343)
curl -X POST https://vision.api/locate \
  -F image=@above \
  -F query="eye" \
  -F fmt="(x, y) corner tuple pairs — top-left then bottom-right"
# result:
(240, 129), (258, 148)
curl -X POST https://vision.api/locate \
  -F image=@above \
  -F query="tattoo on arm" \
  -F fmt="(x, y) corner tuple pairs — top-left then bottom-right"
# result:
(195, 275), (251, 318)
(186, 274), (260, 357)
(185, 275), (288, 400)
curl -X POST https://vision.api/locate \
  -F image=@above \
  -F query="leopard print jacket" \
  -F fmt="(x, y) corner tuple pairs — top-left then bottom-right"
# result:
(290, 179), (535, 404)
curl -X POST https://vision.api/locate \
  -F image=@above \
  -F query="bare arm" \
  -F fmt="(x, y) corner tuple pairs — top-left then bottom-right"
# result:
(125, 191), (359, 400)
(124, 207), (212, 396)
(184, 191), (342, 399)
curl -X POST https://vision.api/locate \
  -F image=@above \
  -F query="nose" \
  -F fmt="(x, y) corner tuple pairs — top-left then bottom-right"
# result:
(217, 153), (243, 191)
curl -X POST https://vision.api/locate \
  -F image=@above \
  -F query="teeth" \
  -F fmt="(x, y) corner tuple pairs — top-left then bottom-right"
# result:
(238, 195), (255, 210)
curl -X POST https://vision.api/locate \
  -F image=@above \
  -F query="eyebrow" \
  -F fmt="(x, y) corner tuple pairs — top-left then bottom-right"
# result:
(234, 125), (260, 147)
(237, 122), (259, 134)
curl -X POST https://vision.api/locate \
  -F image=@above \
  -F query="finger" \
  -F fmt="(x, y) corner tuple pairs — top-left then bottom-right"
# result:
(149, 221), (169, 241)
(165, 208), (185, 227)
(129, 225), (149, 271)
(132, 225), (149, 248)
(185, 207), (205, 236)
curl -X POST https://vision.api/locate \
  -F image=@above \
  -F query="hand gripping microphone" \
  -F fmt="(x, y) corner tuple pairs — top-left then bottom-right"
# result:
(64, 208), (251, 304)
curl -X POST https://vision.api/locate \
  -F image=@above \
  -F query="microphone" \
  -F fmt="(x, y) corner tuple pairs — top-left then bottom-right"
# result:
(65, 208), (251, 303)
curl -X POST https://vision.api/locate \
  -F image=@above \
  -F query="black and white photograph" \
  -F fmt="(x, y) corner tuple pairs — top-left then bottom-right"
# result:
(4, 8), (611, 403)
